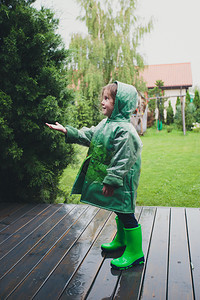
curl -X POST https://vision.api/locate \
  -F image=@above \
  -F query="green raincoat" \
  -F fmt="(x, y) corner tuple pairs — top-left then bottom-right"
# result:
(65, 81), (142, 213)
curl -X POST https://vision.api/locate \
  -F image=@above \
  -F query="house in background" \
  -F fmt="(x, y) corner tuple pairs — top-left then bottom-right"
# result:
(140, 62), (193, 113)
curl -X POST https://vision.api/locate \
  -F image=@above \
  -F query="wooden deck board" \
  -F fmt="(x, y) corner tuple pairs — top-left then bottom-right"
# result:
(11, 206), (101, 299)
(60, 212), (118, 300)
(0, 203), (199, 299)
(0, 204), (51, 243)
(168, 208), (193, 300)
(0, 205), (75, 271)
(139, 207), (170, 299)
(186, 208), (200, 300)
(0, 205), (62, 259)
(0, 205), (88, 298)
(0, 203), (25, 221)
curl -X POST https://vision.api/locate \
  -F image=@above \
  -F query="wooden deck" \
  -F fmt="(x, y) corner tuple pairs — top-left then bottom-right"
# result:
(0, 203), (199, 300)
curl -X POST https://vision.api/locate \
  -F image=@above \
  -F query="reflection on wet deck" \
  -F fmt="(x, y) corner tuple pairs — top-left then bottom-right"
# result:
(0, 203), (199, 299)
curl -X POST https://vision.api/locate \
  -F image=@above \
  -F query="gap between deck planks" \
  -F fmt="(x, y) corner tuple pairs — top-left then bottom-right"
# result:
(0, 203), (199, 300)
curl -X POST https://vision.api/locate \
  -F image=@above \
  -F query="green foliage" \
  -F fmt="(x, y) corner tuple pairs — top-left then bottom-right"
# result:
(166, 125), (173, 133)
(194, 108), (200, 123)
(186, 90), (191, 104)
(0, 0), (74, 203)
(174, 104), (182, 129)
(148, 80), (166, 123)
(176, 96), (180, 108)
(166, 101), (174, 125)
(191, 89), (200, 124)
(75, 93), (94, 128)
(175, 89), (200, 131)
(185, 102), (196, 130)
(157, 99), (165, 123)
(58, 145), (88, 204)
(155, 80), (164, 88)
(193, 89), (200, 109)
(175, 102), (196, 131)
(68, 0), (152, 127)
(147, 91), (156, 116)
(191, 122), (200, 133)
(0, 91), (23, 162)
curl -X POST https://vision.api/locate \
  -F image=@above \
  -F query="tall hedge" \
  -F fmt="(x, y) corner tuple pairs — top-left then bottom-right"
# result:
(166, 101), (174, 125)
(0, 0), (74, 203)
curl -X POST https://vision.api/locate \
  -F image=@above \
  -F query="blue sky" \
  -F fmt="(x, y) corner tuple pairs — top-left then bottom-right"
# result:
(34, 0), (200, 87)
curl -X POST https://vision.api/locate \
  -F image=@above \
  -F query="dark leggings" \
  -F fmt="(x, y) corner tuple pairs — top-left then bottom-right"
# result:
(116, 212), (138, 228)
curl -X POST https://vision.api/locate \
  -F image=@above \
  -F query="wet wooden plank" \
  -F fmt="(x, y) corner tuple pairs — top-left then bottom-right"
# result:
(0, 204), (68, 263)
(0, 204), (50, 243)
(140, 207), (170, 299)
(167, 207), (194, 300)
(113, 206), (156, 300)
(7, 207), (99, 299)
(32, 208), (111, 299)
(186, 208), (200, 300)
(59, 212), (118, 300)
(6, 206), (97, 299)
(0, 204), (38, 232)
(86, 256), (121, 300)
(0, 204), (74, 277)
(0, 203), (25, 220)
(0, 205), (88, 298)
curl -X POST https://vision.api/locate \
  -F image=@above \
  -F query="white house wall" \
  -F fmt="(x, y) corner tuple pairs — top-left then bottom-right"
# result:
(164, 88), (187, 115)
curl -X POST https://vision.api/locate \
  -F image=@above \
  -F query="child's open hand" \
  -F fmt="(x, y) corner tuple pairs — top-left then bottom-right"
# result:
(102, 184), (114, 197)
(45, 122), (67, 134)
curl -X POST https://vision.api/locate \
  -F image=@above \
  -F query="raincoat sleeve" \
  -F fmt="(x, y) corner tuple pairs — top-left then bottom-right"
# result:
(65, 125), (96, 147)
(103, 129), (142, 187)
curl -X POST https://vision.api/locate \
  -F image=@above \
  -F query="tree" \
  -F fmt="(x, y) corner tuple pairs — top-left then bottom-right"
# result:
(193, 90), (200, 109)
(194, 108), (200, 123)
(147, 80), (166, 128)
(186, 90), (191, 105)
(176, 96), (180, 108)
(174, 104), (182, 129)
(193, 89), (200, 123)
(0, 0), (74, 203)
(175, 102), (196, 130)
(155, 80), (165, 125)
(185, 102), (196, 130)
(166, 101), (174, 125)
(184, 91), (195, 130)
(68, 0), (153, 127)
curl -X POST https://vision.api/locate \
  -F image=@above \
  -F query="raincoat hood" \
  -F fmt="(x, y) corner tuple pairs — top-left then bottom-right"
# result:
(110, 81), (138, 121)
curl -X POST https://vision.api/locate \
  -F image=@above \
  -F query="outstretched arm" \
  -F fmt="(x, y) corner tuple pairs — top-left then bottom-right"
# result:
(46, 122), (98, 147)
(45, 122), (67, 134)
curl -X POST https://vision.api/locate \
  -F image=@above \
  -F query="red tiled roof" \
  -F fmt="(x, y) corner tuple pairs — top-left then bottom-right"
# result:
(140, 62), (193, 89)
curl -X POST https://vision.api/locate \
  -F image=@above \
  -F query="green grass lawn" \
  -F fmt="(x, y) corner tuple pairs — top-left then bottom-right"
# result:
(58, 145), (88, 204)
(137, 128), (200, 207)
(58, 128), (200, 207)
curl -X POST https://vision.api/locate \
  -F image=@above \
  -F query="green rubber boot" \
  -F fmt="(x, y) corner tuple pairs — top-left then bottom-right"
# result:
(101, 216), (126, 252)
(110, 224), (144, 270)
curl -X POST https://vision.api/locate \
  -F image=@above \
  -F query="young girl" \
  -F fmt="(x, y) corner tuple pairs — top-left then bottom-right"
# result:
(46, 81), (144, 270)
